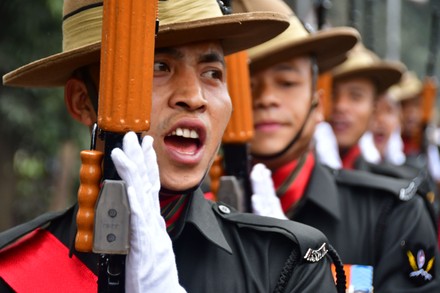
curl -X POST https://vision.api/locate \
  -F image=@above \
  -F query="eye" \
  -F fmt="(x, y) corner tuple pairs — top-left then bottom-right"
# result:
(202, 69), (223, 81)
(276, 77), (299, 88)
(153, 61), (170, 73)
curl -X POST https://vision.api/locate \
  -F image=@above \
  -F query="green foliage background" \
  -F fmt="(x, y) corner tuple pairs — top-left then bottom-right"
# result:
(0, 0), (88, 230)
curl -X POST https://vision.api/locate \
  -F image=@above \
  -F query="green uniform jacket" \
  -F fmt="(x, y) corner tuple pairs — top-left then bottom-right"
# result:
(0, 189), (339, 292)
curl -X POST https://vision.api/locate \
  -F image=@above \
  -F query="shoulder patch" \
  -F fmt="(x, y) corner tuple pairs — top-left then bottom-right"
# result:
(402, 241), (436, 285)
(213, 202), (329, 261)
(333, 168), (418, 201)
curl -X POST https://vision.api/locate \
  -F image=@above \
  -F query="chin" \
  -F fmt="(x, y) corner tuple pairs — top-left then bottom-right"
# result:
(161, 174), (202, 193)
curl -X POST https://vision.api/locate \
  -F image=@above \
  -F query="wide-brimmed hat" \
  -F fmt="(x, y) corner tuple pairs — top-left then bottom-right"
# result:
(332, 44), (405, 94)
(388, 71), (423, 102)
(232, 0), (360, 73)
(3, 0), (289, 88)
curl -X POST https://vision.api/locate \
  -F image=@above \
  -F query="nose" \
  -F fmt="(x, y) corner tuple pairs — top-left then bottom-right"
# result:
(169, 67), (207, 112)
(252, 77), (279, 110)
(332, 92), (350, 114)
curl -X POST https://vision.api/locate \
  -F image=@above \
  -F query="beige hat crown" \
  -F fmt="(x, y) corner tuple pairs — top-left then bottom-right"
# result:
(332, 44), (405, 93)
(233, 0), (360, 73)
(388, 71), (423, 102)
(4, 0), (289, 87)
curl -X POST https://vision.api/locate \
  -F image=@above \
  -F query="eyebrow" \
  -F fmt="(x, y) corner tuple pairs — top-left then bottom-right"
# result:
(155, 47), (225, 66)
(199, 52), (225, 67)
(273, 63), (301, 74)
(154, 47), (184, 60)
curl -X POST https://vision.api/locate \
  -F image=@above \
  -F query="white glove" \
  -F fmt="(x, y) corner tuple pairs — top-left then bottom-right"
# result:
(250, 163), (287, 220)
(359, 131), (381, 164)
(111, 132), (186, 293)
(384, 128), (406, 166)
(313, 121), (342, 169)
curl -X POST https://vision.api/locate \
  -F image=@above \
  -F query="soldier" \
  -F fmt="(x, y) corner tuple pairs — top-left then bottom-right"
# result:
(237, 0), (440, 291)
(391, 71), (440, 182)
(368, 89), (405, 166)
(0, 0), (342, 292)
(329, 44), (404, 169)
(330, 49), (438, 219)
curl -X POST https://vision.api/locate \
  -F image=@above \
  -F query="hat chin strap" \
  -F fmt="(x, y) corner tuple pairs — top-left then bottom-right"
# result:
(251, 58), (319, 161)
(251, 98), (318, 160)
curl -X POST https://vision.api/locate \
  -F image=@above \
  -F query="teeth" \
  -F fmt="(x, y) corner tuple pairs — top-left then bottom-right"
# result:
(169, 127), (199, 139)
(190, 130), (198, 139)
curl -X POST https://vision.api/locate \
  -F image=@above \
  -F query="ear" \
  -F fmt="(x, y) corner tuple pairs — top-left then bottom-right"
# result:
(65, 78), (97, 126)
(313, 89), (325, 124)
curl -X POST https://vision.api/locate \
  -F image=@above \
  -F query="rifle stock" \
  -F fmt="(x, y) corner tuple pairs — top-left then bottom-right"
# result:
(75, 0), (157, 291)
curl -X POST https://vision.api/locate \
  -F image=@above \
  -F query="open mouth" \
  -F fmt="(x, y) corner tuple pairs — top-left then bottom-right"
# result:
(373, 132), (386, 144)
(331, 119), (350, 132)
(165, 127), (203, 155)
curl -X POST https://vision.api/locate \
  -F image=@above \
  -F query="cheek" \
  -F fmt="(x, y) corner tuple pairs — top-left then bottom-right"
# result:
(355, 100), (374, 123)
(210, 89), (232, 131)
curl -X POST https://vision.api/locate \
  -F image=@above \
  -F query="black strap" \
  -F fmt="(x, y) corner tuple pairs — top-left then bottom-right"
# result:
(273, 247), (299, 293)
(327, 244), (347, 293)
(0, 209), (68, 249)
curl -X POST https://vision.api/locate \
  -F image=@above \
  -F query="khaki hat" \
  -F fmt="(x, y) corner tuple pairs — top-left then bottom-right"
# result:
(3, 0), (289, 88)
(233, 0), (360, 73)
(388, 71), (423, 102)
(332, 44), (405, 94)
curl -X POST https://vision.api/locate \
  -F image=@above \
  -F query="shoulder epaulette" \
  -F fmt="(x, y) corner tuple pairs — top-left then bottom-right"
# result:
(0, 207), (70, 250)
(332, 168), (418, 202)
(212, 202), (329, 263)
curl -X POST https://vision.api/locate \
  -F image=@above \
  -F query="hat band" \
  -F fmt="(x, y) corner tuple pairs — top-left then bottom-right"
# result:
(158, 0), (222, 23)
(63, 6), (103, 52)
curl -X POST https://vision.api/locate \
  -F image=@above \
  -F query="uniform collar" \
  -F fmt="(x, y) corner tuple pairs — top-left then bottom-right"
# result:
(305, 161), (341, 221)
(183, 189), (233, 254)
(341, 144), (361, 169)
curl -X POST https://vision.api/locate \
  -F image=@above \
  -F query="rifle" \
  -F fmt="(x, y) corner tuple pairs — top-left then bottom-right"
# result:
(209, 50), (254, 212)
(362, 0), (376, 51)
(421, 8), (439, 137)
(75, 0), (157, 292)
(347, 0), (358, 29)
(314, 0), (333, 121)
(314, 0), (331, 30)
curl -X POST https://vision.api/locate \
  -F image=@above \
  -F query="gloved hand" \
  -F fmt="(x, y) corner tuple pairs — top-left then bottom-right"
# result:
(111, 132), (186, 293)
(313, 121), (342, 169)
(250, 163), (287, 220)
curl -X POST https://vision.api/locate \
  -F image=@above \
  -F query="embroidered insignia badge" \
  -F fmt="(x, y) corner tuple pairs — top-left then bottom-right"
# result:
(403, 242), (435, 285)
(304, 243), (328, 262)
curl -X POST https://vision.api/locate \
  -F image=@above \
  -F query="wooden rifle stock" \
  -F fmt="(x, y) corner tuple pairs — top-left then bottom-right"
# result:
(75, 0), (157, 291)
(422, 76), (437, 125)
(318, 72), (333, 121)
(419, 9), (439, 151)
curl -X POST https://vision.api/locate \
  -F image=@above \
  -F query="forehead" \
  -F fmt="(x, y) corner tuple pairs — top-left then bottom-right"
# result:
(335, 77), (375, 91)
(155, 41), (224, 58)
(255, 54), (312, 76)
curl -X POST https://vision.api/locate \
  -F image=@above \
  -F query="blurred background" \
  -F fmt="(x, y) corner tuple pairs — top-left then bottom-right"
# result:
(0, 0), (439, 231)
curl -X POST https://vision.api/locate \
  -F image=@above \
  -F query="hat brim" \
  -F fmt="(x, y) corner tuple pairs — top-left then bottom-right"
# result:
(334, 64), (404, 94)
(249, 27), (360, 73)
(4, 12), (289, 87)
